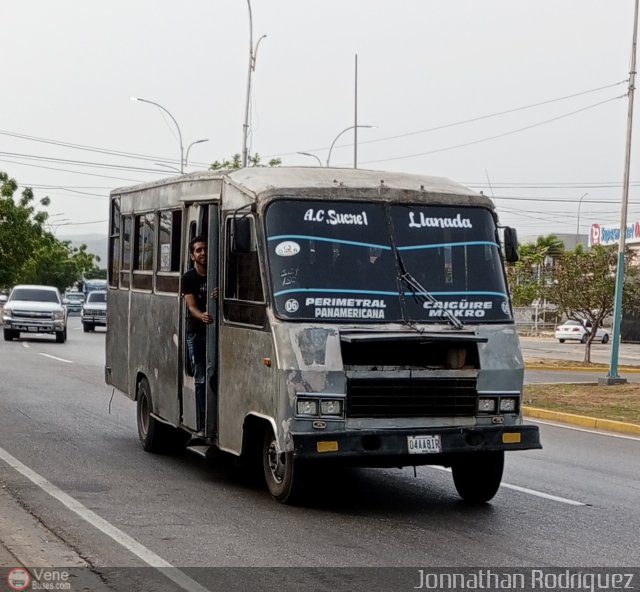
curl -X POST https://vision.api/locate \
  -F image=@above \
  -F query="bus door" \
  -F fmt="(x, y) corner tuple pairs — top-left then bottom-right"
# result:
(180, 204), (208, 431)
(205, 205), (219, 436)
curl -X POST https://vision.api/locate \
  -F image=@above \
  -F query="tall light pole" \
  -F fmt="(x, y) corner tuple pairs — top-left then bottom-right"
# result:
(185, 139), (209, 169)
(297, 152), (323, 166)
(575, 192), (589, 246)
(354, 54), (359, 169)
(327, 125), (375, 167)
(130, 96), (184, 173)
(242, 0), (266, 168)
(602, 0), (639, 386)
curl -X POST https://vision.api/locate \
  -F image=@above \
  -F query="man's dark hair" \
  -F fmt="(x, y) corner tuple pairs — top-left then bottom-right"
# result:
(189, 235), (207, 254)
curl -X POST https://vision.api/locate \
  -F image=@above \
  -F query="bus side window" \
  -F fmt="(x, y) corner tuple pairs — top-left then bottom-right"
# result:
(156, 209), (182, 293)
(223, 217), (266, 326)
(120, 215), (132, 289)
(132, 213), (155, 291)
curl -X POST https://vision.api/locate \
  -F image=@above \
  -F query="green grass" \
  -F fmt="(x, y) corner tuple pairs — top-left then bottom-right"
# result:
(523, 383), (640, 424)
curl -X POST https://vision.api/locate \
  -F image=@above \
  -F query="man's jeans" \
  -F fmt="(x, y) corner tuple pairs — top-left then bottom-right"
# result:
(186, 332), (206, 431)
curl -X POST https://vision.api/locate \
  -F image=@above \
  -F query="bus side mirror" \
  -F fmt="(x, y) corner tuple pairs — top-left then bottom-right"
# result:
(503, 227), (519, 263)
(232, 217), (252, 253)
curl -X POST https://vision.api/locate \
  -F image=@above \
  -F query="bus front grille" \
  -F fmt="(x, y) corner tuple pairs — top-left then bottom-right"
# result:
(346, 377), (477, 418)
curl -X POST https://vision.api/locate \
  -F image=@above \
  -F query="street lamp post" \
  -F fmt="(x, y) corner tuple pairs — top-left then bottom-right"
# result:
(185, 139), (209, 169)
(130, 96), (184, 173)
(602, 0), (639, 386)
(297, 152), (323, 166)
(575, 192), (589, 246)
(242, 0), (266, 168)
(326, 125), (375, 167)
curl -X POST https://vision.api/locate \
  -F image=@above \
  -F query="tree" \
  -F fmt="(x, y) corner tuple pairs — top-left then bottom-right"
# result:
(544, 245), (640, 363)
(209, 152), (281, 171)
(0, 170), (100, 292)
(83, 267), (107, 280)
(506, 235), (565, 307)
(0, 171), (48, 289)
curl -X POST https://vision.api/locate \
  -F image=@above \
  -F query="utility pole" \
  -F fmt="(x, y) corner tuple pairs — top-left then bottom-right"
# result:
(601, 0), (639, 385)
(354, 54), (358, 169)
(242, 0), (266, 168)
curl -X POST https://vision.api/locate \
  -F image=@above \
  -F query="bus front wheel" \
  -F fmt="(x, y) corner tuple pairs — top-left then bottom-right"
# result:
(262, 429), (305, 504)
(451, 450), (504, 503)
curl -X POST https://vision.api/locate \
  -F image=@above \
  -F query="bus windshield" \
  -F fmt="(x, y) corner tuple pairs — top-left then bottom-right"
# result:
(265, 199), (512, 324)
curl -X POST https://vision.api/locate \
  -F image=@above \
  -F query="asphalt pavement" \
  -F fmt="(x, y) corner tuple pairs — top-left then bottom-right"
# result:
(2, 332), (640, 574)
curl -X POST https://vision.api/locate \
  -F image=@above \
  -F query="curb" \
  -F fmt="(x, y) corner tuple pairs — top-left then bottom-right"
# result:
(523, 406), (640, 435)
(525, 363), (640, 373)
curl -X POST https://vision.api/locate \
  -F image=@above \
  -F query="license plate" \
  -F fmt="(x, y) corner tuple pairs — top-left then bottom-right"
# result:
(407, 435), (442, 454)
(27, 327), (39, 332)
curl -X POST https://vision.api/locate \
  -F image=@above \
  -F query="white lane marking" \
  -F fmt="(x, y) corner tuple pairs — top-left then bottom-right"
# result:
(498, 483), (585, 505)
(0, 446), (210, 592)
(428, 465), (586, 506)
(529, 418), (640, 442)
(39, 353), (73, 364)
(22, 343), (30, 348)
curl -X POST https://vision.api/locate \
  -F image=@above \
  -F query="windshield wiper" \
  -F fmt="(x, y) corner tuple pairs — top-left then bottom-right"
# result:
(395, 255), (464, 330)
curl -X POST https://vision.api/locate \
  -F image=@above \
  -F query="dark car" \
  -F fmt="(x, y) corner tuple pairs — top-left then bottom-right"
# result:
(64, 292), (85, 315)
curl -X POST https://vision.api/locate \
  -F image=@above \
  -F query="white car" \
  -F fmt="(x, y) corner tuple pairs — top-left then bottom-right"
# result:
(555, 320), (609, 344)
(81, 290), (107, 332)
(2, 285), (68, 343)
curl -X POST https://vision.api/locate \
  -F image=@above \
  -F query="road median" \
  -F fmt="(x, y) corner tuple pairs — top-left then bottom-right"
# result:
(523, 406), (640, 435)
(525, 360), (640, 373)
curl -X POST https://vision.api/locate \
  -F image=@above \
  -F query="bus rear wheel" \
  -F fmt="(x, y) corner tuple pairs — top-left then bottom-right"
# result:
(262, 429), (305, 504)
(451, 450), (504, 503)
(136, 377), (187, 453)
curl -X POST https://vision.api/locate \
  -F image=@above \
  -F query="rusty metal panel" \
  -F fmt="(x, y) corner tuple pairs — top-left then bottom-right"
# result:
(127, 291), (181, 423)
(105, 288), (130, 397)
(217, 325), (277, 454)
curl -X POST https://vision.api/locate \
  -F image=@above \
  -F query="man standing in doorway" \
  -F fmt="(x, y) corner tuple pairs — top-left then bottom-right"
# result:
(181, 236), (215, 434)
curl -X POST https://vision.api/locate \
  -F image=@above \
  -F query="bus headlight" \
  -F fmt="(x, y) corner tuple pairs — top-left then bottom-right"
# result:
(499, 397), (518, 413)
(478, 398), (497, 413)
(320, 399), (343, 416)
(296, 398), (319, 417)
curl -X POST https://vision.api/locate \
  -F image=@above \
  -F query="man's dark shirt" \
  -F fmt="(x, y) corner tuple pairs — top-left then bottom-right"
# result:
(181, 268), (207, 335)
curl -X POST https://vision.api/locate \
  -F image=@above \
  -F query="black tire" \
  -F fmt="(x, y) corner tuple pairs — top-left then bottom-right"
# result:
(3, 329), (17, 341)
(82, 322), (90, 333)
(55, 327), (67, 343)
(451, 450), (504, 503)
(262, 429), (305, 504)
(136, 377), (187, 453)
(580, 334), (588, 344)
(558, 339), (565, 344)
(602, 334), (610, 344)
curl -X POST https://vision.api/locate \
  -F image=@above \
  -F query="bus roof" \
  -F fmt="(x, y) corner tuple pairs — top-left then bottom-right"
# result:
(111, 167), (493, 209)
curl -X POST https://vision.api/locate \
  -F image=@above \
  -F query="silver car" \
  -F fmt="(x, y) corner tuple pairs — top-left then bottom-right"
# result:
(81, 290), (107, 332)
(2, 285), (68, 343)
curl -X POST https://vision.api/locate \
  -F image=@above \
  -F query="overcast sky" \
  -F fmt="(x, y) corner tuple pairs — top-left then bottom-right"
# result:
(2, 1), (638, 241)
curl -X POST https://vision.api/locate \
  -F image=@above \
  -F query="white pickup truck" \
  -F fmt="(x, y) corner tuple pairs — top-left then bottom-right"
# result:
(2, 285), (68, 343)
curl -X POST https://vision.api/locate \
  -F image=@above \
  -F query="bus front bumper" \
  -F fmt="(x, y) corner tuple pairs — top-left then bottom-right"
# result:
(291, 424), (541, 465)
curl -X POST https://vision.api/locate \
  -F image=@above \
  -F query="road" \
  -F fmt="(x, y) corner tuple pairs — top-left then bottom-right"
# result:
(521, 336), (640, 383)
(0, 319), (639, 590)
(520, 335), (640, 366)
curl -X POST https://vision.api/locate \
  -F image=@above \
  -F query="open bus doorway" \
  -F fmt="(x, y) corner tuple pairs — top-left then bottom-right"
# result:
(180, 203), (219, 436)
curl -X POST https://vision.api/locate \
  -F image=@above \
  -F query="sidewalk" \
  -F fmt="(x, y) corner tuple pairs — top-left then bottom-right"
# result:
(0, 485), (89, 569)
